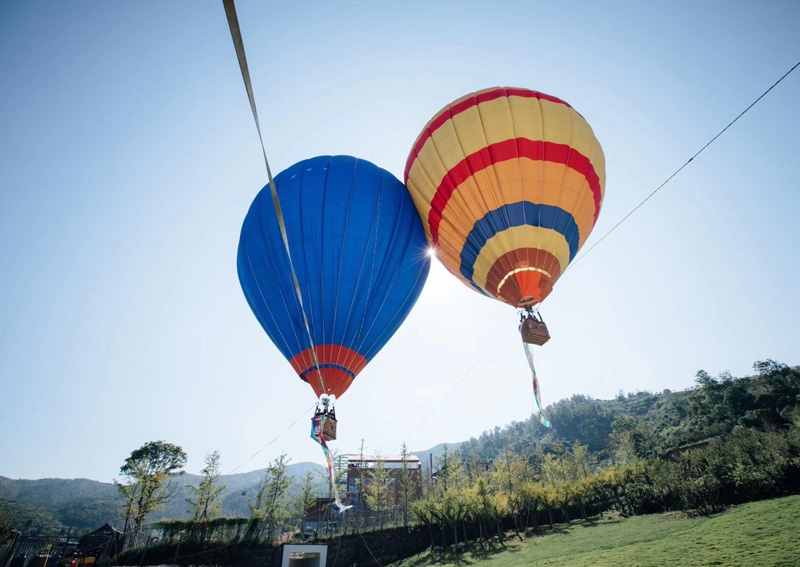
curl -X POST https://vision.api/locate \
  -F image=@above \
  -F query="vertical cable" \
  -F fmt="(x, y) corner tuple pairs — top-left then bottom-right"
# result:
(222, 0), (325, 394)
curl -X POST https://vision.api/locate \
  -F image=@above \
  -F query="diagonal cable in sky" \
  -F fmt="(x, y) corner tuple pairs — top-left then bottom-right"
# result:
(568, 59), (800, 272)
(399, 58), (800, 445)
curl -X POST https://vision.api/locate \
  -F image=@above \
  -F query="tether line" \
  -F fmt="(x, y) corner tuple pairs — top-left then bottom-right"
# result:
(568, 59), (800, 271)
(223, 0), (325, 394)
(399, 59), (800, 447)
(226, 401), (318, 475)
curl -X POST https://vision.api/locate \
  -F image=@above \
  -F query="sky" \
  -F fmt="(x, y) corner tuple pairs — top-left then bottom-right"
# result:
(1, 0), (798, 483)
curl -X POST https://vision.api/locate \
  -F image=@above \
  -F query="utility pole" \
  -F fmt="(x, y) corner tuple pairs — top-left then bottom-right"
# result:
(358, 439), (366, 526)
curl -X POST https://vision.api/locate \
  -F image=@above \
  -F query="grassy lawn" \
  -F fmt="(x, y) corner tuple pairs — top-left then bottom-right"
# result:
(390, 495), (800, 567)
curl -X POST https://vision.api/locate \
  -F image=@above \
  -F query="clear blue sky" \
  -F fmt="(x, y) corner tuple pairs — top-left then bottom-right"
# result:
(1, 0), (798, 482)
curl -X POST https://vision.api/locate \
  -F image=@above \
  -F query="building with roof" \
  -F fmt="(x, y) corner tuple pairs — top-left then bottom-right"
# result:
(345, 455), (423, 508)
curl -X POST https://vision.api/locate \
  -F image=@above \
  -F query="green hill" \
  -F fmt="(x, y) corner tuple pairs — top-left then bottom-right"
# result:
(0, 462), (327, 532)
(0, 477), (117, 509)
(391, 495), (800, 567)
(2, 360), (797, 544)
(458, 360), (800, 464)
(0, 500), (62, 536)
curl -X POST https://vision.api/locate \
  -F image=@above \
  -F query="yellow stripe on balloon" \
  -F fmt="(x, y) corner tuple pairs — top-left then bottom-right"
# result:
(470, 225), (571, 291)
(409, 97), (604, 199)
(436, 158), (596, 251)
(405, 176), (436, 242)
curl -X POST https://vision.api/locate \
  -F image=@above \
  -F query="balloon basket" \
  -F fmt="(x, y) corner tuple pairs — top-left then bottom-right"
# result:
(521, 317), (550, 346)
(323, 414), (337, 441)
(313, 408), (337, 441)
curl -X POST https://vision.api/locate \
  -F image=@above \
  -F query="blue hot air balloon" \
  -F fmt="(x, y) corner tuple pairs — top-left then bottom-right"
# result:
(237, 155), (430, 401)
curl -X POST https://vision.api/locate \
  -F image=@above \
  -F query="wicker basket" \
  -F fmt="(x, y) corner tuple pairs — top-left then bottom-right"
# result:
(521, 318), (550, 345)
(322, 415), (337, 441)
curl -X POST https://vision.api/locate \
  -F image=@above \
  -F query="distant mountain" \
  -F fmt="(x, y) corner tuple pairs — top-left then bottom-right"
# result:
(0, 476), (117, 509)
(176, 461), (329, 518)
(412, 442), (464, 475)
(0, 461), (328, 532)
(0, 447), (464, 534)
(5, 362), (796, 536)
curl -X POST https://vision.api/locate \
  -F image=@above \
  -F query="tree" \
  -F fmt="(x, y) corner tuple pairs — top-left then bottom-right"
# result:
(364, 450), (394, 529)
(492, 449), (527, 540)
(753, 359), (788, 375)
(435, 445), (466, 494)
(432, 446), (468, 545)
(0, 504), (17, 543)
(116, 440), (187, 542)
(250, 454), (291, 542)
(540, 453), (572, 523)
(695, 369), (717, 387)
(186, 450), (226, 521)
(518, 480), (543, 531)
(611, 416), (657, 461)
(565, 443), (595, 519)
(534, 480), (559, 527)
(464, 475), (504, 545)
(291, 471), (318, 531)
(397, 443), (416, 527)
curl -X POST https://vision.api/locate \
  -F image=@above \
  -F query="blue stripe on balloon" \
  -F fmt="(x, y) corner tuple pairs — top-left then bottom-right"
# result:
(300, 363), (356, 380)
(459, 202), (580, 286)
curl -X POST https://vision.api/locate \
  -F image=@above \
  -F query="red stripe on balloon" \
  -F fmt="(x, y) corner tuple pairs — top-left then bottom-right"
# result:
(426, 138), (601, 245)
(405, 88), (573, 180)
(289, 345), (367, 399)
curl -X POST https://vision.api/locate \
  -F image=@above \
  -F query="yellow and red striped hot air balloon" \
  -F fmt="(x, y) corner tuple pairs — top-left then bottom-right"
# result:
(404, 87), (605, 309)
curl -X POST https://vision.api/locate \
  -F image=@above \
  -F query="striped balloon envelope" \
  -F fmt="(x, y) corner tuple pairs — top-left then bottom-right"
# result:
(238, 156), (430, 400)
(405, 87), (605, 308)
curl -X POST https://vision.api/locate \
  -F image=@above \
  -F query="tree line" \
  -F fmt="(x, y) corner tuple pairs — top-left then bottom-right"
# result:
(119, 360), (800, 549)
(410, 360), (800, 549)
(12, 359), (794, 554)
(115, 445), (327, 547)
(148, 443), (422, 547)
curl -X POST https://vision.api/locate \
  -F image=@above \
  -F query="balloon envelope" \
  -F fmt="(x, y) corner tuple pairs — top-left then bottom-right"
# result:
(405, 87), (605, 308)
(238, 156), (430, 398)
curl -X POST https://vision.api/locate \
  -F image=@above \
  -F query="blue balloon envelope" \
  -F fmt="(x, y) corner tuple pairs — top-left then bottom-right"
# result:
(237, 156), (430, 399)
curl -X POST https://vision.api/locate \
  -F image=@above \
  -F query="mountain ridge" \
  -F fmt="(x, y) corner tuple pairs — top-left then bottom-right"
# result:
(0, 444), (453, 532)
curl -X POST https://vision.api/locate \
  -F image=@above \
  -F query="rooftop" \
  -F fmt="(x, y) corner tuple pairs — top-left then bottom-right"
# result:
(347, 455), (421, 463)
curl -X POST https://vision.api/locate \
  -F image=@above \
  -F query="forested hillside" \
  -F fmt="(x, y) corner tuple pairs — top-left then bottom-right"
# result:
(405, 359), (800, 549)
(458, 359), (799, 464)
(0, 477), (117, 509)
(0, 500), (62, 536)
(3, 360), (797, 545)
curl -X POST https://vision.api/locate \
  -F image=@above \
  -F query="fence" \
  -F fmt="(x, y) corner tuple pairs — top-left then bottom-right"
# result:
(1, 531), (119, 567)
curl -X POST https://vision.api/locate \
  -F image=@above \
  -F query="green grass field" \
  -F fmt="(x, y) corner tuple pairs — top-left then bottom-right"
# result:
(390, 495), (800, 567)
